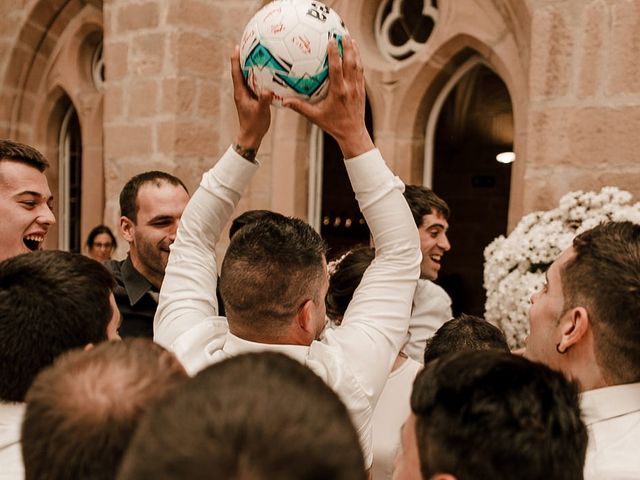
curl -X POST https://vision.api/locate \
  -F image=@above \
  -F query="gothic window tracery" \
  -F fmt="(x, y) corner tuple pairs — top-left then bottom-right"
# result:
(375, 0), (438, 61)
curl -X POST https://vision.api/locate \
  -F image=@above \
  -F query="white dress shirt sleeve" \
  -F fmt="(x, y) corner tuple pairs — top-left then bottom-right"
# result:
(321, 148), (421, 426)
(154, 146), (259, 371)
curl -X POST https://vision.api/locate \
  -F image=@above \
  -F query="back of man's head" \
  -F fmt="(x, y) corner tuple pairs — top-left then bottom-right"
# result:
(0, 139), (49, 171)
(118, 352), (366, 480)
(0, 251), (115, 402)
(119, 170), (188, 223)
(423, 313), (509, 363)
(219, 216), (326, 338)
(409, 351), (587, 480)
(403, 185), (450, 226)
(22, 339), (187, 480)
(229, 209), (287, 240)
(561, 221), (640, 384)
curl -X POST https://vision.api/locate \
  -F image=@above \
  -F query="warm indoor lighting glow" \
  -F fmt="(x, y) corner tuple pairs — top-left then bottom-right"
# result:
(496, 151), (516, 164)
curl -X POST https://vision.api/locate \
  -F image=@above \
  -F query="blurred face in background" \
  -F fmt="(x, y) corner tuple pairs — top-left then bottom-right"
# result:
(89, 233), (115, 263)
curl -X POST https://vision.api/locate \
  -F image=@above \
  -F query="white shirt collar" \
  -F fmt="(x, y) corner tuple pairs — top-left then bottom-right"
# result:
(580, 382), (640, 426)
(222, 332), (310, 364)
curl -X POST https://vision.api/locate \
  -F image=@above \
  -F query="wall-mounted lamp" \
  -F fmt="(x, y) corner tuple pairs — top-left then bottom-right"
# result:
(496, 151), (516, 164)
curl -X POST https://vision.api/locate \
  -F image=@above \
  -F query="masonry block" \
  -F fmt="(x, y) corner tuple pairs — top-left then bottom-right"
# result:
(104, 123), (153, 157)
(608, 0), (640, 95)
(116, 2), (160, 33)
(167, 0), (220, 32)
(577, 1), (606, 99)
(104, 84), (124, 121)
(172, 120), (219, 156)
(174, 31), (223, 78)
(161, 77), (197, 115)
(130, 32), (165, 75)
(529, 5), (574, 100)
(196, 80), (221, 118)
(127, 79), (158, 117)
(105, 41), (129, 81)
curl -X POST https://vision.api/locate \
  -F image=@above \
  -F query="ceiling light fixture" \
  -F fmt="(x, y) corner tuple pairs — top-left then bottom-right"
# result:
(496, 151), (516, 164)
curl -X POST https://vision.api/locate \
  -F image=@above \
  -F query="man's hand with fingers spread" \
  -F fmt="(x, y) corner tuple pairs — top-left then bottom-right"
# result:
(283, 36), (374, 159)
(230, 45), (272, 151)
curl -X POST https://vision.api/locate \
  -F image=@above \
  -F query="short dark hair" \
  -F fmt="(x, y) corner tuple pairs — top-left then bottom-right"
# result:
(561, 221), (640, 384)
(0, 139), (49, 172)
(0, 251), (116, 402)
(118, 352), (367, 480)
(325, 246), (374, 324)
(411, 351), (587, 480)
(403, 185), (450, 226)
(423, 313), (509, 363)
(219, 216), (327, 338)
(119, 171), (188, 223)
(86, 224), (117, 250)
(229, 209), (287, 240)
(22, 339), (187, 480)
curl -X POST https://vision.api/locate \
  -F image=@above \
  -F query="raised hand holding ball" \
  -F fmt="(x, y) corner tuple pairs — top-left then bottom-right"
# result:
(240, 0), (348, 106)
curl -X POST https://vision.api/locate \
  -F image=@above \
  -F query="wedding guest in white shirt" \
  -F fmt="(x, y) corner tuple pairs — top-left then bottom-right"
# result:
(393, 350), (588, 480)
(402, 185), (453, 362)
(524, 221), (640, 479)
(118, 352), (367, 480)
(154, 36), (420, 469)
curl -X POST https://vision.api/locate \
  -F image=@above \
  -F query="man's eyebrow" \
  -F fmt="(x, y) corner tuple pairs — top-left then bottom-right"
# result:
(425, 222), (447, 230)
(148, 215), (174, 223)
(15, 190), (46, 198)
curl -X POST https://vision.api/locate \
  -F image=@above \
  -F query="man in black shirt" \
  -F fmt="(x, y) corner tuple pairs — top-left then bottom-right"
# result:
(105, 171), (189, 338)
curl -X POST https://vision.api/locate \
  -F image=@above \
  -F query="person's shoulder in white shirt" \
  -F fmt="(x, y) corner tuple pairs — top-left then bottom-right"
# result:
(581, 382), (640, 480)
(405, 278), (452, 362)
(0, 402), (25, 480)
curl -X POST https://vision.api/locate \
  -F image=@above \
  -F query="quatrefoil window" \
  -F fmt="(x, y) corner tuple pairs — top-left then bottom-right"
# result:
(375, 0), (439, 61)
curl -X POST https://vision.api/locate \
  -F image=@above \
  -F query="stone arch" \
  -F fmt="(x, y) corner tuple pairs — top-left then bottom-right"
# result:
(334, 0), (529, 229)
(0, 0), (104, 250)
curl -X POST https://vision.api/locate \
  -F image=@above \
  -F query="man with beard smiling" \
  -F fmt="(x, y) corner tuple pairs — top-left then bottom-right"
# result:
(0, 139), (55, 261)
(105, 171), (190, 338)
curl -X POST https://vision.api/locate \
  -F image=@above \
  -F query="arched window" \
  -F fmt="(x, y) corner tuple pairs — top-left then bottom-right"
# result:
(426, 58), (514, 316)
(58, 103), (83, 253)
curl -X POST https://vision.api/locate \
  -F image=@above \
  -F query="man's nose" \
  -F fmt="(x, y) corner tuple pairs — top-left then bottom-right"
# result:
(39, 205), (56, 227)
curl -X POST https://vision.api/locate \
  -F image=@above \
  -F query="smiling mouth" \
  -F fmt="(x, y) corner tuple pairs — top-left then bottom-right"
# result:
(429, 254), (442, 265)
(23, 234), (44, 251)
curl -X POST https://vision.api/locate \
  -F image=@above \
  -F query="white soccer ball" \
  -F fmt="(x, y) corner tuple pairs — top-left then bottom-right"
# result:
(239, 0), (348, 106)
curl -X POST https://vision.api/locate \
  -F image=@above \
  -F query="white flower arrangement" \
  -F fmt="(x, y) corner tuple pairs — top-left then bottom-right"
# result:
(483, 187), (640, 349)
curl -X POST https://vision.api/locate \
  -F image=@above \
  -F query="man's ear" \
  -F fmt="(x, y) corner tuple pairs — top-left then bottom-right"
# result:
(120, 216), (135, 243)
(558, 307), (589, 353)
(296, 300), (315, 334)
(83, 343), (94, 351)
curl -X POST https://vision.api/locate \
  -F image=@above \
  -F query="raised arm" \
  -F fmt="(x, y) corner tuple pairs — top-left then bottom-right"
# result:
(154, 47), (272, 371)
(286, 35), (421, 438)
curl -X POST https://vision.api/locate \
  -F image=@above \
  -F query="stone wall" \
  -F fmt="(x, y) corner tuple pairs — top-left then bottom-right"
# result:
(523, 0), (640, 213)
(1, 0), (639, 254)
(103, 0), (264, 256)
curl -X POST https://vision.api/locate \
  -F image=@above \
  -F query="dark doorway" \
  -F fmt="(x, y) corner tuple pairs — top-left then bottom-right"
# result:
(320, 100), (374, 260)
(60, 104), (83, 253)
(432, 63), (513, 316)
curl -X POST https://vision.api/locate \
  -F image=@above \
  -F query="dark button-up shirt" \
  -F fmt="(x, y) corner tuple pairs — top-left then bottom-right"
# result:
(104, 256), (158, 338)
